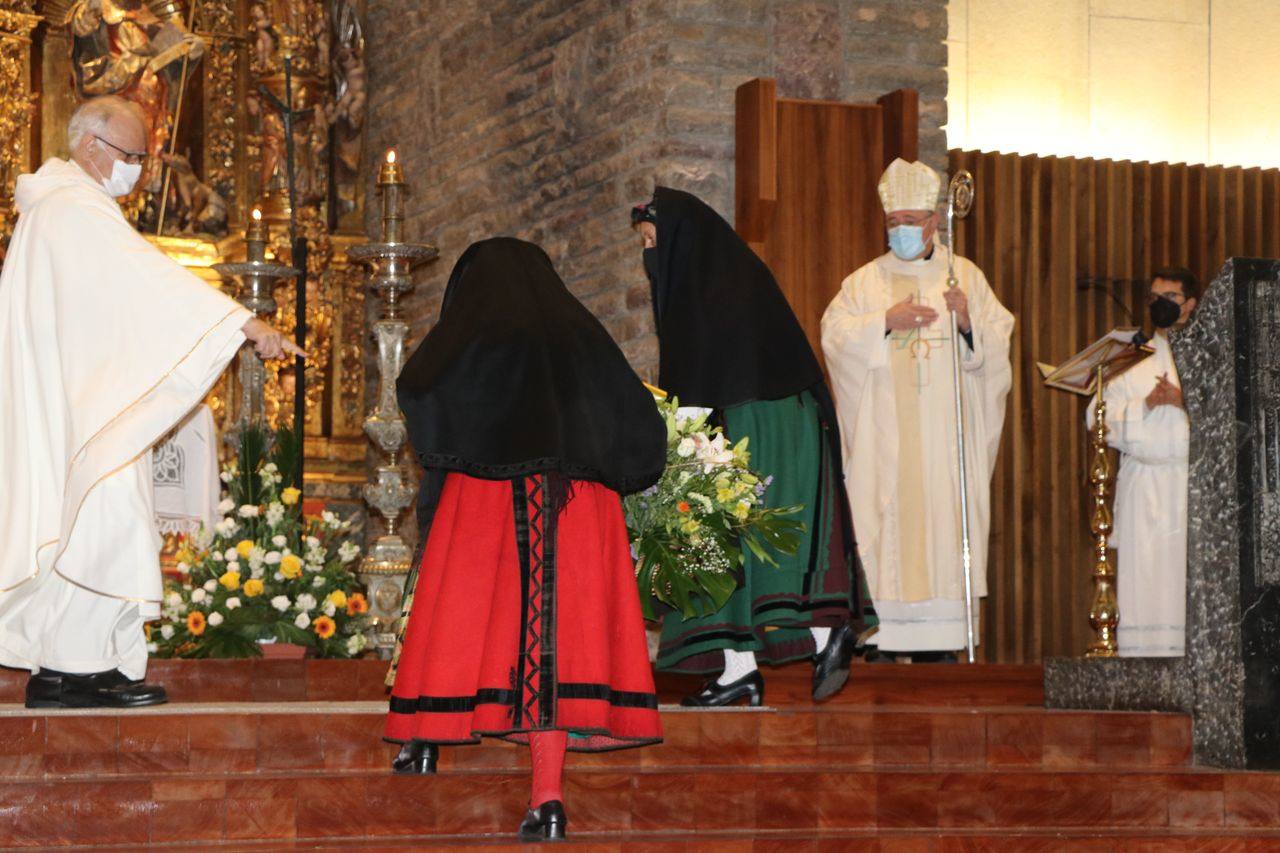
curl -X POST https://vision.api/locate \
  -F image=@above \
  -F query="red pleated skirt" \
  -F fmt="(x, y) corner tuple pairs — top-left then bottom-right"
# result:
(385, 473), (662, 752)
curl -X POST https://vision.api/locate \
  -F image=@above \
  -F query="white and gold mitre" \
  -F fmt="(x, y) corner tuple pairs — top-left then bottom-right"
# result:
(877, 158), (941, 213)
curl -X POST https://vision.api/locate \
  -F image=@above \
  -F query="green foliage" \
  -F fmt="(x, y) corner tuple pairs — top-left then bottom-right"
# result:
(150, 426), (371, 659)
(624, 395), (805, 621)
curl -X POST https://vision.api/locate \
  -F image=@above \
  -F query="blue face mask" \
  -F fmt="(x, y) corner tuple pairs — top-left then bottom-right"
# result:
(888, 225), (927, 260)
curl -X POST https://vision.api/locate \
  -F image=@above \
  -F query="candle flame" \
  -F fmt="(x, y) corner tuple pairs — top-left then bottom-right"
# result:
(386, 149), (396, 164)
(251, 208), (262, 221)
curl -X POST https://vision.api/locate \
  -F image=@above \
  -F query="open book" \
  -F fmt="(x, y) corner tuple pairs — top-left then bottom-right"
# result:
(1037, 328), (1155, 396)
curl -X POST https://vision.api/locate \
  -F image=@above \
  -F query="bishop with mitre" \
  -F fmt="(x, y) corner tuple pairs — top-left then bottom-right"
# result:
(821, 159), (1014, 661)
(0, 96), (301, 707)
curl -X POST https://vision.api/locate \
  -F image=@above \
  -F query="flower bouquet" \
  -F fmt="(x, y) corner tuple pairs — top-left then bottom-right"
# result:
(150, 426), (371, 659)
(624, 392), (805, 620)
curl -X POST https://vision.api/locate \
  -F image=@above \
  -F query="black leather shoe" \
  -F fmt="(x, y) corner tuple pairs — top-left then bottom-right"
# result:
(391, 739), (438, 775)
(24, 670), (64, 708)
(811, 620), (856, 701)
(680, 669), (764, 707)
(26, 669), (167, 708)
(910, 651), (959, 664)
(518, 799), (567, 841)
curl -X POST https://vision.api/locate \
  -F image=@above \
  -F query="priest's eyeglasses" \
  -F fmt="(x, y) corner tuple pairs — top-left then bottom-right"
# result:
(94, 135), (147, 166)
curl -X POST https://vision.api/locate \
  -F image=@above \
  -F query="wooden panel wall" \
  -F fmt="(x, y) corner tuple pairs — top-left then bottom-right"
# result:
(951, 149), (1280, 662)
(736, 78), (916, 367)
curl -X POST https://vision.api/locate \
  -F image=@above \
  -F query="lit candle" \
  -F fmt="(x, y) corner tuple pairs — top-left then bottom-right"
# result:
(245, 207), (268, 263)
(377, 148), (405, 243)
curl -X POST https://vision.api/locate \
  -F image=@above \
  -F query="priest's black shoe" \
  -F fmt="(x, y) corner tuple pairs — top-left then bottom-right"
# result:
(517, 799), (567, 841)
(391, 739), (438, 775)
(680, 669), (764, 707)
(25, 669), (167, 709)
(811, 620), (856, 701)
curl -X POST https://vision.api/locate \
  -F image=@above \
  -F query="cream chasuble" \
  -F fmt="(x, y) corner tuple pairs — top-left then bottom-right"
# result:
(1086, 333), (1188, 657)
(821, 246), (1014, 651)
(0, 158), (250, 677)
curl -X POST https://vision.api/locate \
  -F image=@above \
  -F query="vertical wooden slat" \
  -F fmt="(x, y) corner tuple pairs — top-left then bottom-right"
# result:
(944, 147), (1280, 663)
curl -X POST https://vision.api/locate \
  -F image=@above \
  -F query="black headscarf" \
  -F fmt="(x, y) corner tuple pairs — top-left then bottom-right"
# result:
(397, 238), (667, 517)
(645, 186), (824, 409)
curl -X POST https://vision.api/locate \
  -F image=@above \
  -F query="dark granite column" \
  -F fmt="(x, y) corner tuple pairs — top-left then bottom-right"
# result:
(1044, 257), (1280, 770)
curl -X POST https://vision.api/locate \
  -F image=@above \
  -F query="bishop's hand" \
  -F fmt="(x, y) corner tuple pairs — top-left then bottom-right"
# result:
(885, 294), (939, 332)
(943, 287), (972, 333)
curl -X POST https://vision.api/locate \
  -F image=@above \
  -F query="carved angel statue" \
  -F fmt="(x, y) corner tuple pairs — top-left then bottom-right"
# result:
(67, 0), (205, 178)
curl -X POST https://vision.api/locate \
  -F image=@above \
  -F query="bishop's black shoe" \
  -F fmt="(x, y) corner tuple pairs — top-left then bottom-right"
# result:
(391, 739), (438, 775)
(811, 620), (856, 701)
(25, 668), (167, 709)
(517, 799), (567, 841)
(910, 651), (959, 664)
(680, 669), (764, 708)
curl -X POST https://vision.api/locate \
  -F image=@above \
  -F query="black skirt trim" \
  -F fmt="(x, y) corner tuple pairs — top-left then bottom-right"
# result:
(388, 681), (658, 716)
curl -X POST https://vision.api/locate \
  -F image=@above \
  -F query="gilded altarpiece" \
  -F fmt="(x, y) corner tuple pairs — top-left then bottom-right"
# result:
(1, 0), (371, 502)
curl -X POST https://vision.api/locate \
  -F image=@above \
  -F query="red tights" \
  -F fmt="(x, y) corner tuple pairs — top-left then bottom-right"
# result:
(528, 729), (567, 807)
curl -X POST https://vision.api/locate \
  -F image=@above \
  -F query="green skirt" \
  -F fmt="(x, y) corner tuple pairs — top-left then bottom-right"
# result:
(656, 390), (876, 673)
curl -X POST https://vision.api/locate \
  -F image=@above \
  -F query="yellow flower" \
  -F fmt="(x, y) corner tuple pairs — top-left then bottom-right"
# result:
(281, 487), (302, 505)
(243, 579), (265, 597)
(716, 487), (735, 503)
(327, 590), (348, 609)
(219, 570), (241, 590)
(187, 611), (206, 636)
(734, 500), (751, 521)
(347, 592), (368, 616)
(235, 539), (255, 559)
(280, 554), (303, 579)
(313, 615), (336, 639)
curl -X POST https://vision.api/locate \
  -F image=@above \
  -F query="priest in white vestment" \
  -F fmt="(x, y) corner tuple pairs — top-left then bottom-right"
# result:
(821, 159), (1014, 660)
(0, 96), (301, 707)
(1087, 267), (1198, 657)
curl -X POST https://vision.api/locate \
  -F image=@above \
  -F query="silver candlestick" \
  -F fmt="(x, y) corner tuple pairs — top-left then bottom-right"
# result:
(347, 149), (438, 655)
(213, 208), (298, 428)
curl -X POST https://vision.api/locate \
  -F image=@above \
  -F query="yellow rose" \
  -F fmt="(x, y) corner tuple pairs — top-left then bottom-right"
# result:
(280, 554), (303, 579)
(327, 590), (348, 609)
(281, 487), (302, 505)
(218, 570), (241, 590)
(235, 539), (254, 559)
(243, 579), (264, 597)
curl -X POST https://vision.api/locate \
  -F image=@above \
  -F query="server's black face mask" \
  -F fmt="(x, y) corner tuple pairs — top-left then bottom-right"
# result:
(1150, 295), (1182, 329)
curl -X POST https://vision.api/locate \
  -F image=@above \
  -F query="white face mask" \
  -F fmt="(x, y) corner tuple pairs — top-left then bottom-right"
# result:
(90, 144), (142, 198)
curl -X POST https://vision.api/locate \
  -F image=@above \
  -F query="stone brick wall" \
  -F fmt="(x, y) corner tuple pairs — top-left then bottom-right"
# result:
(363, 0), (949, 378)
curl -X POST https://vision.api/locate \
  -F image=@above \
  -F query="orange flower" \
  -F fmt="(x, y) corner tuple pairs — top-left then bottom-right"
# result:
(187, 611), (207, 636)
(346, 592), (368, 616)
(677, 501), (691, 513)
(313, 615), (336, 639)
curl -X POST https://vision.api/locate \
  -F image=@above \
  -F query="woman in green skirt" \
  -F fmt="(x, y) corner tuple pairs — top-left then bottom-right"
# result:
(631, 188), (876, 705)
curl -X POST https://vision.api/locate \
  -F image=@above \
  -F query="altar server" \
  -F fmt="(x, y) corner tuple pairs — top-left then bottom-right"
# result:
(1088, 267), (1197, 657)
(386, 238), (666, 842)
(632, 187), (876, 706)
(0, 96), (300, 707)
(821, 159), (1014, 661)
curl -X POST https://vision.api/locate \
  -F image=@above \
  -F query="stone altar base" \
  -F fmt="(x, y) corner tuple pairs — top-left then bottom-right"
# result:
(1046, 258), (1280, 771)
(3, 658), (1280, 848)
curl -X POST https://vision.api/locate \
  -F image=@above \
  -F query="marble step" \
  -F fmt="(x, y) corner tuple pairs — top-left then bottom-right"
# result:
(0, 659), (1047, 707)
(0, 701), (1190, 779)
(4, 765), (1278, 847)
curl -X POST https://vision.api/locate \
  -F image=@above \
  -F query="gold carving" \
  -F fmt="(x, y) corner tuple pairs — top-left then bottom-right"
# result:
(0, 5), (41, 258)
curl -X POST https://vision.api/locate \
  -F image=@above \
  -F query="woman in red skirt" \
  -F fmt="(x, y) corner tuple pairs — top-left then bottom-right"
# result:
(386, 238), (667, 841)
